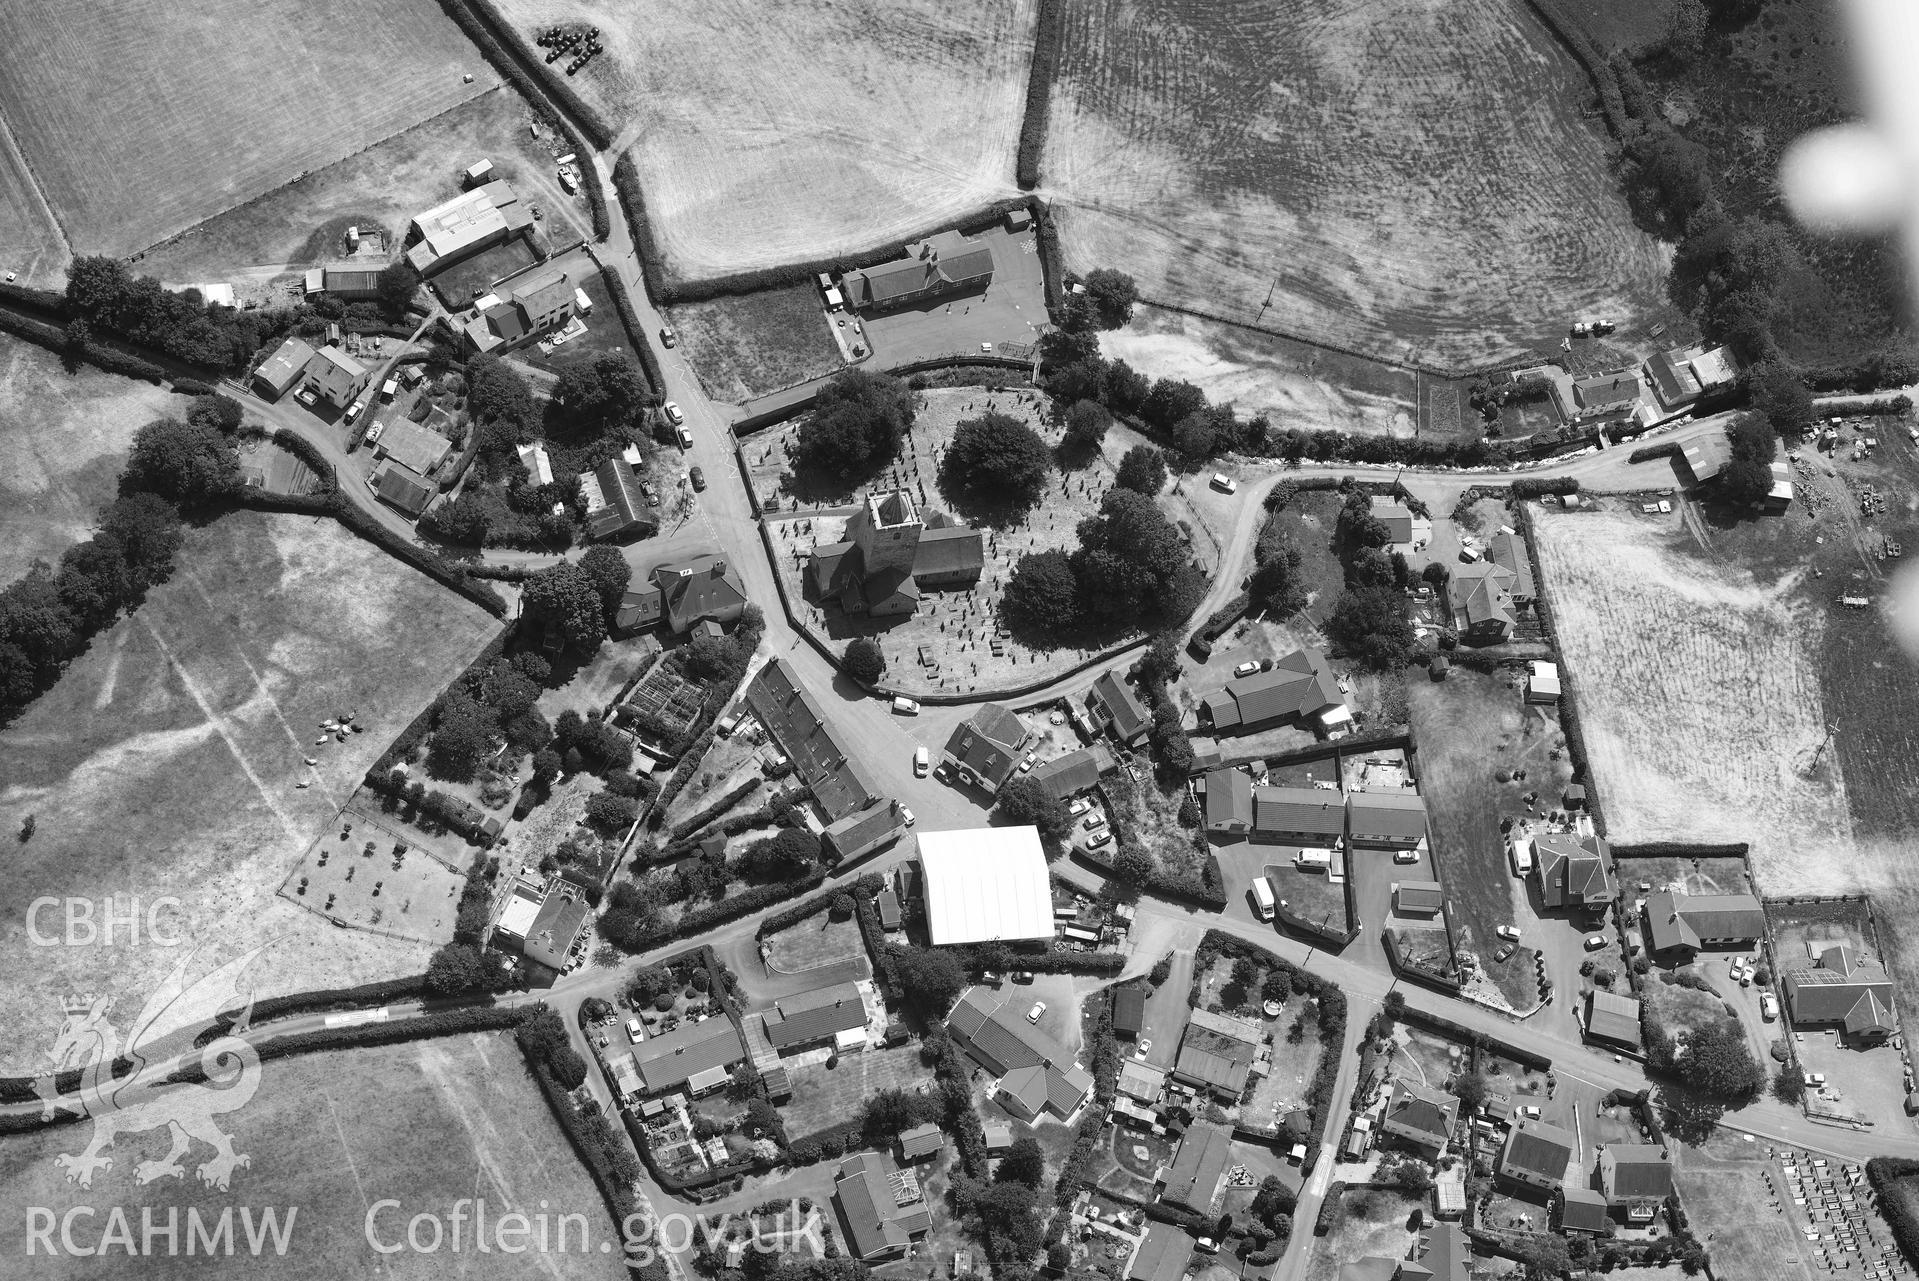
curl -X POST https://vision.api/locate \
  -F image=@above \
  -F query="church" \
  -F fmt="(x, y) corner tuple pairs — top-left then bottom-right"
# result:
(807, 490), (985, 618)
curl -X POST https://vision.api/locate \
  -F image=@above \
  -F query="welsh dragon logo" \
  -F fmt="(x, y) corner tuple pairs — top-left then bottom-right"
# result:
(35, 947), (267, 1191)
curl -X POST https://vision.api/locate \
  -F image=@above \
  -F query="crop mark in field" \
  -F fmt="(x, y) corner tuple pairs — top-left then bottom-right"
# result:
(179, 567), (313, 770)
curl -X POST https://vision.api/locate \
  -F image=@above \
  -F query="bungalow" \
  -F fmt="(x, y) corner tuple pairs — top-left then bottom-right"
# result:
(1379, 1080), (1458, 1157)
(939, 703), (1030, 795)
(1160, 1121), (1232, 1214)
(1199, 647), (1344, 735)
(1570, 370), (1644, 420)
(1598, 1144), (1675, 1221)
(1089, 671), (1153, 746)
(1642, 890), (1766, 959)
(1393, 880), (1445, 917)
(1375, 501), (1416, 547)
(1127, 1224), (1194, 1281)
(1346, 792), (1427, 850)
(761, 981), (868, 1052)
(1251, 786), (1345, 846)
(631, 1016), (744, 1096)
(834, 1153), (931, 1260)
(946, 988), (1090, 1120)
(1498, 1120), (1576, 1194)
(1032, 745), (1115, 802)
(585, 457), (660, 542)
(1118, 1060), (1166, 1104)
(1584, 989), (1643, 1051)
(1781, 944), (1897, 1042)
(1535, 833), (1616, 911)
(841, 229), (994, 314)
(1204, 769), (1255, 835)
(1173, 1009), (1261, 1102)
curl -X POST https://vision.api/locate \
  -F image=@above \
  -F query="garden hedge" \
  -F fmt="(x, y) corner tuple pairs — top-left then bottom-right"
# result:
(1381, 927), (1463, 993)
(1611, 842), (1749, 859)
(758, 872), (883, 937)
(269, 428), (340, 492)
(1508, 476), (1580, 498)
(668, 778), (762, 840)
(1627, 441), (1681, 464)
(1016, 0), (1066, 189)
(1073, 844), (1228, 912)
(650, 871), (829, 948)
(1868, 1159), (1919, 1267)
(946, 945), (1126, 978)
(0, 305), (170, 383)
(594, 251), (665, 397)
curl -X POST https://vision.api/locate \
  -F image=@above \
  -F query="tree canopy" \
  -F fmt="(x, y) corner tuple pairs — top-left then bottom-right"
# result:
(522, 563), (608, 652)
(798, 369), (914, 480)
(557, 352), (653, 436)
(1070, 489), (1187, 626)
(1002, 550), (1081, 635)
(121, 417), (240, 505)
(1081, 269), (1139, 330)
(940, 411), (1053, 511)
(994, 775), (1072, 845)
(1061, 399), (1112, 453)
(885, 945), (965, 1015)
(467, 356), (537, 431)
(578, 545), (632, 613)
(1115, 444), (1167, 495)
(1325, 588), (1416, 669)
(843, 637), (886, 683)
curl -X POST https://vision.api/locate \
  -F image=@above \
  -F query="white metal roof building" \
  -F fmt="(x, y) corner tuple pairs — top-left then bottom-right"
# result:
(917, 826), (1053, 946)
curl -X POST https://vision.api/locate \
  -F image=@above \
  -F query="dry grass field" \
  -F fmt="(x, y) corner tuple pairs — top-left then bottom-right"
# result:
(1530, 508), (1851, 876)
(0, 1032), (628, 1279)
(0, 120), (67, 288)
(0, 333), (189, 583)
(1043, 0), (1671, 368)
(491, 0), (1034, 281)
(667, 285), (845, 403)
(0, 511), (498, 1074)
(0, 0), (500, 259)
(135, 88), (585, 292)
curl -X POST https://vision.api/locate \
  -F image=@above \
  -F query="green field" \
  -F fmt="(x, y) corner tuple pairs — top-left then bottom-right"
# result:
(0, 1032), (628, 1279)
(0, 510), (498, 1074)
(0, 0), (501, 259)
(0, 332), (188, 583)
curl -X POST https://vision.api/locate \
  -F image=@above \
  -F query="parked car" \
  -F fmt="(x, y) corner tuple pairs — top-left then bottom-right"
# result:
(1135, 1039), (1153, 1060)
(1493, 943), (1517, 963)
(676, 424), (693, 449)
(663, 401), (685, 425)
(625, 1019), (644, 1043)
(1087, 830), (1113, 849)
(1520, 1105), (1542, 1120)
(659, 326), (677, 348)
(1583, 934), (1607, 951)
(914, 746), (930, 777)
(1496, 925), (1522, 941)
(1233, 660), (1262, 677)
(1068, 798), (1092, 816)
(1210, 473), (1238, 494)
(899, 806), (916, 827)
(1013, 971), (1035, 985)
(1027, 1001), (1047, 1024)
(689, 465), (706, 491)
(892, 696), (921, 715)
(1083, 813), (1108, 830)
(344, 399), (367, 424)
(1018, 752), (1038, 773)
(1806, 1072), (1828, 1088)
(1761, 992), (1779, 1021)
(1394, 849), (1419, 864)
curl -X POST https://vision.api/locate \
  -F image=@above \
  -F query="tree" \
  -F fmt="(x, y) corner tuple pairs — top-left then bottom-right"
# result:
(996, 1136), (1046, 1187)
(843, 636), (885, 683)
(186, 394), (244, 434)
(1113, 845), (1154, 885)
(1115, 444), (1167, 495)
(419, 491), (492, 545)
(741, 828), (821, 881)
(1325, 588), (1416, 669)
(1452, 1071), (1490, 1112)
(1105, 359), (1150, 414)
(1002, 550), (1081, 634)
(532, 748), (563, 783)
(797, 368), (914, 480)
(1671, 1018), (1766, 1097)
(425, 942), (486, 994)
(1081, 269), (1139, 330)
(940, 411), (1052, 509)
(1141, 378), (1207, 432)
(688, 631), (744, 681)
(1249, 526), (1306, 617)
(377, 261), (421, 317)
(522, 563), (607, 652)
(886, 946), (965, 1015)
(585, 792), (640, 833)
(1721, 412), (1781, 506)
(18, 815), (35, 843)
(1392, 1163), (1433, 1193)
(427, 690), (497, 781)
(1335, 492), (1391, 551)
(467, 356), (537, 431)
(1747, 361), (1813, 437)
(971, 1177), (1045, 1261)
(548, 1045), (590, 1090)
(1071, 489), (1186, 625)
(577, 546), (633, 614)
(995, 775), (1072, 844)
(121, 417), (240, 504)
(1173, 412), (1217, 466)
(558, 352), (653, 435)
(513, 652), (552, 685)
(1664, 0), (1708, 64)
(1061, 399), (1112, 453)
(1772, 1064), (1806, 1104)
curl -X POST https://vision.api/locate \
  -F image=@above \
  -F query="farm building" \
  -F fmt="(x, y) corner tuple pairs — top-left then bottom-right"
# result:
(1379, 1079), (1458, 1157)
(368, 464), (434, 518)
(1598, 1144), (1674, 1221)
(1525, 661), (1560, 704)
(405, 180), (533, 275)
(1126, 1224), (1193, 1281)
(938, 702), (1031, 794)
(1677, 434), (1732, 487)
(1643, 343), (1737, 409)
(519, 889), (590, 981)
(1088, 671), (1153, 745)
(945, 987), (1090, 1120)
(840, 228), (995, 314)
(761, 980), (870, 1052)
(253, 336), (317, 398)
(745, 659), (878, 822)
(299, 345), (369, 408)
(370, 416), (451, 477)
(1200, 647), (1345, 735)
(1498, 1119), (1576, 1193)
(1780, 944), (1896, 1041)
(460, 268), (578, 356)
(1111, 985), (1147, 1038)
(631, 1015), (745, 1096)
(1346, 792), (1428, 849)
(808, 490), (984, 618)
(306, 266), (385, 300)
(585, 457), (661, 542)
(917, 826), (1052, 945)
(833, 1152), (931, 1260)
(1534, 832), (1617, 911)
(1641, 890), (1766, 958)
(1204, 768), (1254, 834)
(1558, 1185), (1611, 1236)
(1393, 880), (1445, 916)
(823, 801), (907, 863)
(1583, 989), (1643, 1051)
(1031, 745), (1114, 802)
(1251, 786), (1345, 845)
(1160, 1120), (1232, 1213)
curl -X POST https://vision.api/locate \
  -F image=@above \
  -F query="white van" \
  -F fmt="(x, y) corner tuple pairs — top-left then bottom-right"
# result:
(914, 746), (930, 777)
(891, 696), (920, 715)
(1250, 876), (1276, 922)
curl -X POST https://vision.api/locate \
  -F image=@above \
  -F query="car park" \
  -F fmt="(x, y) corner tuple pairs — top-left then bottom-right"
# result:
(663, 401), (684, 425)
(1584, 934), (1608, 951)
(1087, 830), (1113, 849)
(1233, 660), (1262, 677)
(1027, 1002), (1046, 1023)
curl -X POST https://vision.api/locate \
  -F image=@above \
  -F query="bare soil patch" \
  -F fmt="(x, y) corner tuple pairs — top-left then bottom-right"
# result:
(1044, 0), (1670, 369)
(668, 285), (845, 404)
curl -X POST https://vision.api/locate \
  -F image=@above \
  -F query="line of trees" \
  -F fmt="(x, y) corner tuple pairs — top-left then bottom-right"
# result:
(1001, 488), (1206, 638)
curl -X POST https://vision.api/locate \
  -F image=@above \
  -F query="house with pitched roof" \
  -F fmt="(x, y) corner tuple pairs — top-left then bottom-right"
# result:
(1557, 1185), (1611, 1236)
(1089, 671), (1153, 745)
(939, 703), (1031, 794)
(1337, 1222), (1470, 1281)
(1498, 1120), (1576, 1194)
(1598, 1144), (1674, 1221)
(1379, 1080), (1458, 1156)
(762, 981), (869, 1052)
(1642, 890), (1767, 959)
(630, 1016), (744, 1095)
(1205, 769), (1255, 834)
(946, 988), (1090, 1120)
(1033, 745), (1114, 802)
(841, 229), (995, 313)
(1393, 880), (1445, 917)
(1448, 560), (1518, 644)
(1251, 786), (1345, 845)
(1127, 1224), (1194, 1281)
(1781, 944), (1897, 1042)
(899, 1123), (943, 1161)
(460, 267), (578, 355)
(299, 344), (369, 408)
(369, 464), (435, 519)
(253, 336), (317, 398)
(1347, 792), (1428, 849)
(617, 553), (745, 634)
(1584, 989), (1643, 1051)
(1200, 648), (1345, 735)
(808, 490), (983, 618)
(405, 180), (532, 275)
(1112, 985), (1148, 1039)
(824, 801), (907, 863)
(1173, 1009), (1262, 1102)
(1161, 1121), (1233, 1213)
(834, 1152), (932, 1260)
(745, 659), (879, 821)
(1534, 833), (1616, 911)
(586, 457), (661, 543)
(1643, 343), (1737, 409)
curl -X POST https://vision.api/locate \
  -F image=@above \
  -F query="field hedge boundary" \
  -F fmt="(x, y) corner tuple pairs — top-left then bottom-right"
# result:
(1016, 0), (1066, 189)
(1522, 0), (1630, 141)
(1611, 842), (1749, 859)
(1511, 502), (1605, 834)
(645, 871), (829, 950)
(0, 301), (172, 384)
(592, 245), (666, 396)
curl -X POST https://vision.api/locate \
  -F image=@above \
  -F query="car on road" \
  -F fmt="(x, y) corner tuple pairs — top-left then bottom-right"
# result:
(1761, 992), (1779, 1021)
(1211, 473), (1238, 494)
(1583, 934), (1608, 951)
(659, 326), (677, 348)
(1233, 660), (1262, 677)
(1496, 925), (1522, 941)
(1083, 813), (1107, 830)
(663, 401), (684, 425)
(1086, 830), (1113, 849)
(1068, 798), (1091, 816)
(914, 746), (930, 777)
(689, 465), (705, 491)
(891, 696), (920, 715)
(1027, 1002), (1046, 1024)
(899, 806), (916, 826)
(1018, 752), (1037, 773)
(1493, 943), (1517, 962)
